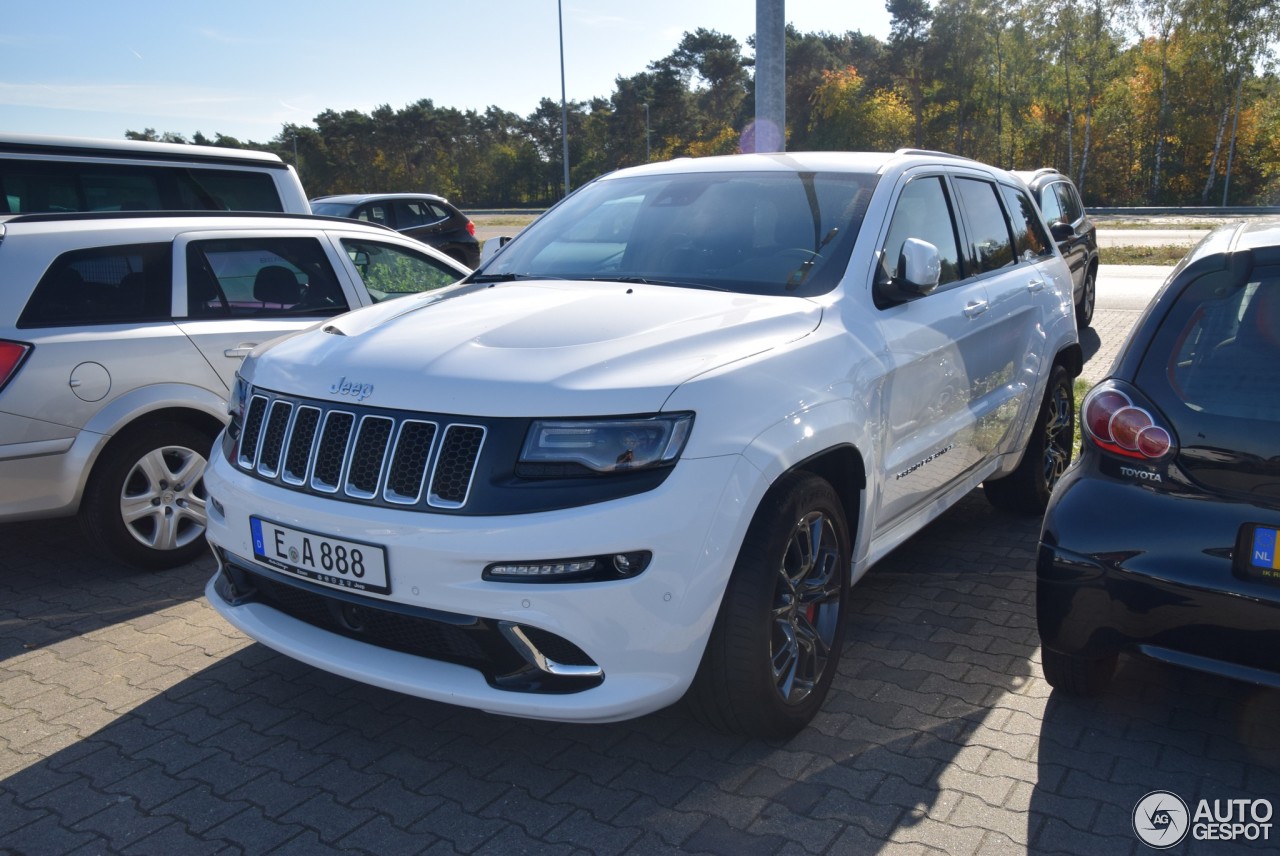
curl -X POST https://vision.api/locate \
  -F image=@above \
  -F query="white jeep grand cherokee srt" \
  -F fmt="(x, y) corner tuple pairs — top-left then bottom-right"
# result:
(204, 150), (1081, 737)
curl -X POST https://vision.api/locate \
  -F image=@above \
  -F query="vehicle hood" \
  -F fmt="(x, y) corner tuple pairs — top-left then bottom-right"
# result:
(248, 279), (820, 416)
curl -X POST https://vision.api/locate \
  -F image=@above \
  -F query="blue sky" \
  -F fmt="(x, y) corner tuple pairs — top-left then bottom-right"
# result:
(1, 1), (892, 144)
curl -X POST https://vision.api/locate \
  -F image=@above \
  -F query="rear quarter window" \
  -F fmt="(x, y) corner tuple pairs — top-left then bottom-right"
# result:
(19, 243), (173, 327)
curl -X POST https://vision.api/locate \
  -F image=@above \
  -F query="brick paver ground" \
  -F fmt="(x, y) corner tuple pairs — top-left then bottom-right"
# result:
(2, 289), (1277, 855)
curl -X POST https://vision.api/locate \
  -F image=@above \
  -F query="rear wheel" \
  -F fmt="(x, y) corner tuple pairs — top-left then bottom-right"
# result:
(1076, 267), (1097, 328)
(80, 422), (214, 570)
(1041, 646), (1116, 696)
(687, 472), (850, 737)
(984, 364), (1074, 513)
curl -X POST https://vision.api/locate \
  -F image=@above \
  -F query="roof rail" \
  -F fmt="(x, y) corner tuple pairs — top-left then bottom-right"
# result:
(894, 148), (976, 162)
(1, 210), (398, 233)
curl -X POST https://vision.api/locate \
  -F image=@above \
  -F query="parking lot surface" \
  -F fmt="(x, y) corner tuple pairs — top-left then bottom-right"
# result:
(3, 272), (1278, 855)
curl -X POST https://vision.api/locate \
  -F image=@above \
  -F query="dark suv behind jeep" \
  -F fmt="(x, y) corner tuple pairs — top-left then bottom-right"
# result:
(1015, 168), (1098, 328)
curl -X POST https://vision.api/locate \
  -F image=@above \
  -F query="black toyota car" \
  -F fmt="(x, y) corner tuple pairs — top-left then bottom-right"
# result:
(1037, 218), (1280, 695)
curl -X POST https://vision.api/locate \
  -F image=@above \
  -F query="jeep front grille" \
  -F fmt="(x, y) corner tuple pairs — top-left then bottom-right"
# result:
(233, 389), (486, 511)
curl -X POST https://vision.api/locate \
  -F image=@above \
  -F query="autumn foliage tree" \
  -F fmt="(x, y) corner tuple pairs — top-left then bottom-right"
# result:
(132, 3), (1280, 208)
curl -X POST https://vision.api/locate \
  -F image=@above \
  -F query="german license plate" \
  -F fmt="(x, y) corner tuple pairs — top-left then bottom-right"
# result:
(250, 517), (390, 595)
(1240, 524), (1280, 585)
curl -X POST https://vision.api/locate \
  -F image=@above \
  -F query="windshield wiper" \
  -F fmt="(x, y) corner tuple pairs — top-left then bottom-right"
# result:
(467, 272), (534, 283)
(606, 275), (729, 291)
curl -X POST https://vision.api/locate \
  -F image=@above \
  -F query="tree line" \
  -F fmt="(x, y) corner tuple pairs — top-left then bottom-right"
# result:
(129, 0), (1280, 209)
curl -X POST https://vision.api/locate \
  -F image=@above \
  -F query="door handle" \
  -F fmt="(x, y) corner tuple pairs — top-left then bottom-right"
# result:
(963, 300), (989, 318)
(1026, 279), (1045, 292)
(224, 344), (257, 358)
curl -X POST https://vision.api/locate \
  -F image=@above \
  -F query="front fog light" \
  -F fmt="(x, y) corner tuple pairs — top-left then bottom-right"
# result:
(484, 551), (652, 583)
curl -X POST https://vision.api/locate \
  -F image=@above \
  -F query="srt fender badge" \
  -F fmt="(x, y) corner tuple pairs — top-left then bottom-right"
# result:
(330, 376), (374, 401)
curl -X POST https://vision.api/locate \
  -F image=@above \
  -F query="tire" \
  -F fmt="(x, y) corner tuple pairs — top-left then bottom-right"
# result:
(686, 472), (850, 738)
(984, 364), (1074, 513)
(1041, 646), (1116, 696)
(1076, 266), (1096, 328)
(80, 421), (215, 570)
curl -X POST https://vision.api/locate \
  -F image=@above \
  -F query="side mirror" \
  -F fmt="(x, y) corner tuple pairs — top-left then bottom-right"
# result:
(480, 235), (513, 265)
(876, 237), (942, 303)
(1049, 221), (1074, 242)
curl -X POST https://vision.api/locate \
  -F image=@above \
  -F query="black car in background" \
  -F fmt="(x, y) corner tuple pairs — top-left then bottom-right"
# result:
(1015, 168), (1098, 328)
(311, 193), (480, 268)
(1037, 219), (1280, 695)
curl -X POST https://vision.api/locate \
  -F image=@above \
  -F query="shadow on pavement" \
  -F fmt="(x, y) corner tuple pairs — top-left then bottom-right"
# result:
(1030, 655), (1280, 854)
(1076, 325), (1102, 372)
(4, 491), (1278, 853)
(0, 520), (213, 665)
(0, 492), (1040, 852)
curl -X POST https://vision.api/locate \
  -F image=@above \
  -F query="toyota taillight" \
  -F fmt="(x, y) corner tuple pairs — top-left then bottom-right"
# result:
(466, 219), (476, 237)
(0, 340), (31, 393)
(1082, 381), (1176, 461)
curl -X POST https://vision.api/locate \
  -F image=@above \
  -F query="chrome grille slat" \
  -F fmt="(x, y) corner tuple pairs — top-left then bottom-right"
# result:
(233, 389), (482, 512)
(238, 395), (269, 468)
(256, 400), (294, 477)
(385, 420), (437, 505)
(282, 406), (321, 485)
(429, 424), (486, 508)
(344, 416), (394, 499)
(311, 411), (355, 492)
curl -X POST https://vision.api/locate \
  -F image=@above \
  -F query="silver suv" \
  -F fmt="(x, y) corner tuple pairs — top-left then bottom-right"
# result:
(0, 211), (468, 569)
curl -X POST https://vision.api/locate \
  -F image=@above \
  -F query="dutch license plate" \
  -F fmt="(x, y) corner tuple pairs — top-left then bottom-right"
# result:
(251, 517), (390, 595)
(1240, 524), (1280, 585)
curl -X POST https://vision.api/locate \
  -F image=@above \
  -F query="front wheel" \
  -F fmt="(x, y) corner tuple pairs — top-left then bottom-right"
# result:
(80, 422), (215, 570)
(984, 364), (1074, 513)
(686, 472), (850, 738)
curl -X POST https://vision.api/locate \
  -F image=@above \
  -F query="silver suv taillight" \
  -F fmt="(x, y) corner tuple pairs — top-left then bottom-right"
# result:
(0, 340), (32, 393)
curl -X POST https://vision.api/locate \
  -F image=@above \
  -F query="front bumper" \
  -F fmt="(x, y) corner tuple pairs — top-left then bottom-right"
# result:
(203, 450), (760, 722)
(1037, 468), (1280, 685)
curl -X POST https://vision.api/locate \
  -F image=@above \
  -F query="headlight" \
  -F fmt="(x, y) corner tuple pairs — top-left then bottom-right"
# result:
(518, 413), (693, 476)
(228, 374), (249, 421)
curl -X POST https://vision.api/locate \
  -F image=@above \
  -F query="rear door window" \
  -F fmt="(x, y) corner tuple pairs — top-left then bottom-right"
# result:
(393, 200), (446, 228)
(19, 243), (173, 326)
(953, 177), (1015, 274)
(186, 237), (351, 318)
(999, 184), (1053, 260)
(1036, 183), (1065, 224)
(1054, 181), (1084, 223)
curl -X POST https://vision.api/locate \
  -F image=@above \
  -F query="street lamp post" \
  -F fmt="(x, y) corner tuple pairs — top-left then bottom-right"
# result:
(643, 102), (650, 161)
(558, 0), (570, 196)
